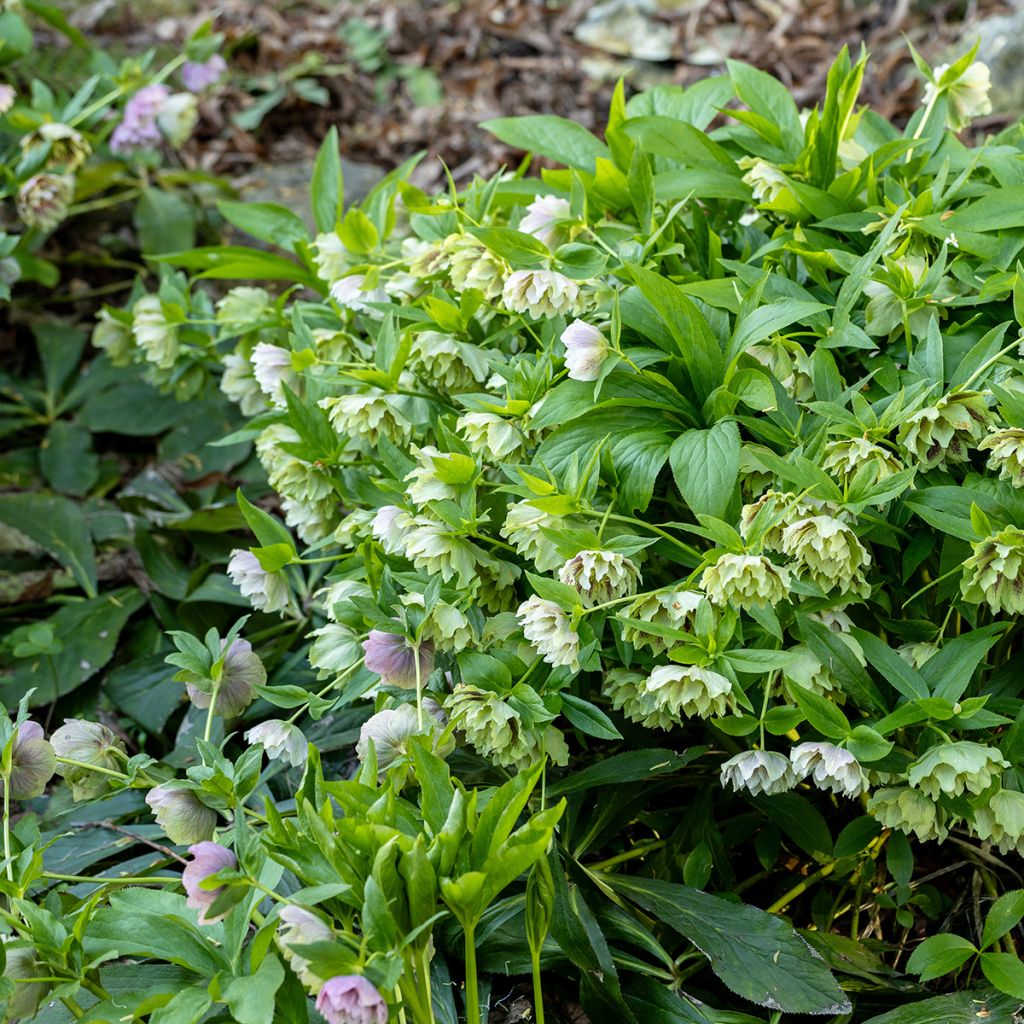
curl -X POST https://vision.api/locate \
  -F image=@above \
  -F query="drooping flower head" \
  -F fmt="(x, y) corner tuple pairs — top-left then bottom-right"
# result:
(906, 741), (1008, 800)
(560, 319), (609, 382)
(868, 786), (948, 842)
(182, 841), (237, 924)
(780, 515), (870, 595)
(558, 549), (641, 608)
(132, 295), (179, 370)
(519, 194), (571, 249)
(315, 975), (388, 1024)
(644, 665), (733, 720)
(516, 596), (581, 671)
(701, 553), (789, 610)
(181, 54), (228, 92)
(3, 721), (55, 800)
(362, 630), (435, 689)
(924, 61), (992, 130)
(227, 550), (290, 613)
(898, 391), (993, 469)
(277, 905), (333, 990)
(246, 720), (308, 768)
(187, 638), (265, 718)
(16, 173), (74, 231)
(502, 269), (581, 319)
(979, 428), (1024, 488)
(791, 742), (868, 798)
(720, 749), (795, 797)
(146, 784), (217, 845)
(110, 84), (170, 153)
(961, 526), (1024, 615)
(51, 719), (126, 800)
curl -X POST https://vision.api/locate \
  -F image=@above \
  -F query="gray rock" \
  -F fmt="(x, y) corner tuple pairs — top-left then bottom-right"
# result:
(237, 158), (386, 230)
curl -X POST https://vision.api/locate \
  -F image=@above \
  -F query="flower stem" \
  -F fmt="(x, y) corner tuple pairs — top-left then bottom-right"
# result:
(3, 777), (12, 882)
(766, 859), (838, 914)
(55, 756), (129, 781)
(531, 948), (545, 1024)
(464, 921), (481, 1024)
(43, 871), (176, 886)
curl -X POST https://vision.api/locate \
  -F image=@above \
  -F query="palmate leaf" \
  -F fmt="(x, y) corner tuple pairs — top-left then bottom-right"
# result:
(609, 875), (851, 1015)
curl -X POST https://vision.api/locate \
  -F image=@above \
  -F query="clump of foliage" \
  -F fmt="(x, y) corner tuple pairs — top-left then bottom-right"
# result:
(6, 39), (1024, 1024)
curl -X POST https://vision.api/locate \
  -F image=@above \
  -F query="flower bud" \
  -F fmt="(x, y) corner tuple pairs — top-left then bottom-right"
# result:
(246, 720), (308, 768)
(739, 158), (790, 204)
(645, 664), (732, 720)
(145, 784), (217, 845)
(558, 549), (641, 608)
(560, 319), (608, 382)
(701, 553), (789, 610)
(16, 173), (73, 231)
(362, 630), (435, 690)
(516, 596), (580, 671)
(182, 841), (237, 924)
(315, 975), (388, 1024)
(227, 549), (290, 613)
(51, 719), (126, 800)
(720, 749), (795, 797)
(791, 742), (867, 798)
(278, 905), (333, 990)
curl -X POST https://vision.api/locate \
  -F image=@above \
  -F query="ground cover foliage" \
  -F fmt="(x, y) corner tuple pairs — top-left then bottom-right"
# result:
(7, 25), (1024, 1024)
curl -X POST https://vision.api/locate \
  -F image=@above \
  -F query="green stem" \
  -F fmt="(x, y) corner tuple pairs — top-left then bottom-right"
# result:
(286, 656), (365, 724)
(766, 859), (837, 914)
(3, 776), (12, 882)
(43, 871), (176, 885)
(55, 756), (130, 781)
(419, 946), (435, 1024)
(588, 840), (666, 872)
(464, 921), (481, 1024)
(531, 948), (545, 1024)
(204, 682), (221, 743)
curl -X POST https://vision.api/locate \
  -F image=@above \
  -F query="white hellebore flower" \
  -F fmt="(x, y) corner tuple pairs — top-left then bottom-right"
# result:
(227, 549), (290, 613)
(791, 742), (868, 798)
(644, 664), (732, 720)
(132, 295), (179, 370)
(330, 273), (387, 311)
(924, 61), (992, 130)
(519, 194), (571, 249)
(517, 596), (581, 671)
(560, 319), (609, 382)
(246, 720), (308, 768)
(720, 749), (796, 797)
(250, 342), (296, 407)
(558, 549), (641, 608)
(371, 505), (413, 555)
(502, 269), (581, 319)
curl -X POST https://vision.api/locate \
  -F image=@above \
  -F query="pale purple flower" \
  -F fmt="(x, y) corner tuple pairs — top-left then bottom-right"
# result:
(330, 274), (386, 312)
(316, 975), (388, 1024)
(0, 84), (15, 115)
(362, 630), (434, 689)
(186, 638), (265, 717)
(182, 841), (237, 924)
(251, 342), (295, 406)
(5, 721), (56, 800)
(181, 54), (227, 92)
(110, 84), (169, 153)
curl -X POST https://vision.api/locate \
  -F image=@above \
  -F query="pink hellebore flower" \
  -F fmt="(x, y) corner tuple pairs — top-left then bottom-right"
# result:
(181, 55), (227, 92)
(182, 841), (237, 924)
(110, 84), (169, 153)
(315, 975), (388, 1024)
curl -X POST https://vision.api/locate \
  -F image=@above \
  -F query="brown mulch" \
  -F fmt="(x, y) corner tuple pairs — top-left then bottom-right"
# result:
(66, 0), (1008, 189)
